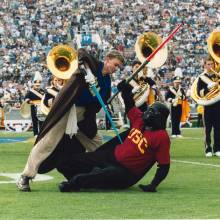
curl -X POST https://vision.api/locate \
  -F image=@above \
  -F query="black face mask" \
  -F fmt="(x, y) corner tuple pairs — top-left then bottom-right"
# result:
(142, 107), (161, 130)
(142, 102), (169, 130)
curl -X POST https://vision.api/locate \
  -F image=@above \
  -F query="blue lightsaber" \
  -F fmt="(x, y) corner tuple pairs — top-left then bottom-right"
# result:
(83, 63), (123, 144)
(90, 84), (123, 144)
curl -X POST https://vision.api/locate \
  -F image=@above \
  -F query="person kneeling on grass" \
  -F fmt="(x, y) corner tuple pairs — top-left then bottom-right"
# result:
(57, 81), (171, 193)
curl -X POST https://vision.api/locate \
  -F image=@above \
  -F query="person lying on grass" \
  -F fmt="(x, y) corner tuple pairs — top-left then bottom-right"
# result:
(57, 80), (171, 193)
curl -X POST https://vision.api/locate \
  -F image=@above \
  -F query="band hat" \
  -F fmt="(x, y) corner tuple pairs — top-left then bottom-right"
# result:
(34, 80), (41, 86)
(174, 67), (183, 78)
(33, 71), (42, 85)
(173, 76), (182, 83)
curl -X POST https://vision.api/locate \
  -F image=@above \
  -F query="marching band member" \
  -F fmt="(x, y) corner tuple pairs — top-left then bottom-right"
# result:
(24, 72), (44, 136)
(165, 76), (186, 138)
(197, 56), (220, 157)
(41, 76), (65, 115)
(130, 60), (158, 112)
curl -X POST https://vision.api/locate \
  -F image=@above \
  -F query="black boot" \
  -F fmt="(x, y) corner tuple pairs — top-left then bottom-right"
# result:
(59, 181), (80, 192)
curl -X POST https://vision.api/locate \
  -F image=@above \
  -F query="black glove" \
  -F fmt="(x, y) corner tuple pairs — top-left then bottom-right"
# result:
(145, 77), (156, 86)
(139, 77), (156, 86)
(117, 80), (134, 113)
(138, 184), (157, 193)
(78, 48), (98, 76)
(117, 80), (133, 93)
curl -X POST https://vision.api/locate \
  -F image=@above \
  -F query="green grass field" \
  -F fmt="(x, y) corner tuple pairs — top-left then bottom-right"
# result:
(1, 128), (220, 219)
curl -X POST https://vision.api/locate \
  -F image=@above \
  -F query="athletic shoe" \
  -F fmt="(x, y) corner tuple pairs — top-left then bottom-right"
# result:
(205, 152), (212, 157)
(214, 151), (220, 157)
(16, 175), (31, 192)
(171, 135), (177, 138)
(177, 135), (183, 138)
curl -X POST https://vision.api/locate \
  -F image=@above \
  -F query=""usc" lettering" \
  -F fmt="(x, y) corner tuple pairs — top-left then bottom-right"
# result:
(127, 128), (148, 154)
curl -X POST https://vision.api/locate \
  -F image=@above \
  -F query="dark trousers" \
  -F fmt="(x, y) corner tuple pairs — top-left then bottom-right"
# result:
(38, 134), (86, 174)
(55, 129), (143, 190)
(57, 131), (141, 190)
(38, 129), (129, 175)
(31, 107), (43, 136)
(171, 104), (182, 135)
(204, 102), (220, 153)
(197, 114), (203, 127)
(105, 114), (111, 130)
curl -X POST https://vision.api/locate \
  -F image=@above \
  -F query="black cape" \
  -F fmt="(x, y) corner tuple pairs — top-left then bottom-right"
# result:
(35, 49), (111, 174)
(35, 48), (101, 144)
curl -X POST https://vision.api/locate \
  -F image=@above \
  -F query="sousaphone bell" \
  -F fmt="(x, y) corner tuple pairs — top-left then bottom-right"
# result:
(40, 45), (78, 116)
(131, 32), (168, 107)
(191, 30), (220, 106)
(46, 44), (78, 80)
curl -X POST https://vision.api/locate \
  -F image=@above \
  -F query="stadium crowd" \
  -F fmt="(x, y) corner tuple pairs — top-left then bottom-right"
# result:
(0, 0), (220, 107)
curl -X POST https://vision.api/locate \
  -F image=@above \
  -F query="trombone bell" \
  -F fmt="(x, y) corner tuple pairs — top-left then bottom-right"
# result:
(47, 44), (78, 80)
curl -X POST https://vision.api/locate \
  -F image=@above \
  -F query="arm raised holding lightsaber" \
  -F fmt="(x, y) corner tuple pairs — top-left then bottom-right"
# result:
(80, 62), (123, 143)
(107, 22), (183, 104)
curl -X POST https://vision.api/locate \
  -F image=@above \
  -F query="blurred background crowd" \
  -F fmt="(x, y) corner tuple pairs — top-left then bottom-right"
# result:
(0, 0), (219, 107)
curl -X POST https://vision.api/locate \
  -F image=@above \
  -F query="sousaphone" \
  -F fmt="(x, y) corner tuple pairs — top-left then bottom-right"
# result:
(20, 102), (31, 119)
(191, 30), (220, 106)
(132, 32), (168, 107)
(20, 100), (41, 119)
(135, 32), (168, 68)
(40, 45), (78, 115)
(46, 44), (78, 80)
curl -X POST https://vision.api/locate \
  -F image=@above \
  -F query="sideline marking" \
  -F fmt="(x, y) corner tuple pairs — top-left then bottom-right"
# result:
(0, 137), (28, 143)
(172, 159), (220, 168)
(171, 137), (203, 140)
(0, 173), (53, 184)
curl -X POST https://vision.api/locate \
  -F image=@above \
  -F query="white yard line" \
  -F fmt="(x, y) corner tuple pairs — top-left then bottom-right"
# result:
(0, 173), (53, 184)
(171, 137), (203, 140)
(172, 159), (220, 168)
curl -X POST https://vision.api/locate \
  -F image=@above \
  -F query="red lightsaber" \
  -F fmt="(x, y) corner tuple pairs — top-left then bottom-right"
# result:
(107, 22), (183, 104)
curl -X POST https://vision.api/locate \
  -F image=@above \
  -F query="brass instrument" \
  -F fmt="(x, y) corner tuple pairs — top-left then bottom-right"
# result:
(129, 75), (150, 107)
(20, 100), (41, 119)
(135, 32), (168, 68)
(172, 90), (182, 107)
(39, 45), (78, 116)
(40, 97), (50, 116)
(46, 44), (78, 79)
(132, 32), (168, 107)
(191, 30), (220, 106)
(207, 30), (220, 71)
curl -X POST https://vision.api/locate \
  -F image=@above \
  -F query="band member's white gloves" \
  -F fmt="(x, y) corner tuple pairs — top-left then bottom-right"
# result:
(48, 98), (53, 107)
(131, 85), (141, 94)
(85, 73), (96, 85)
(172, 98), (178, 106)
(207, 81), (218, 89)
(82, 62), (96, 86)
(151, 84), (157, 89)
(57, 84), (63, 90)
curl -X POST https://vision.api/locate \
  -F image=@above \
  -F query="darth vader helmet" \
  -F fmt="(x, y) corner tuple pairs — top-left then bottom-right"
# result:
(142, 102), (170, 130)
